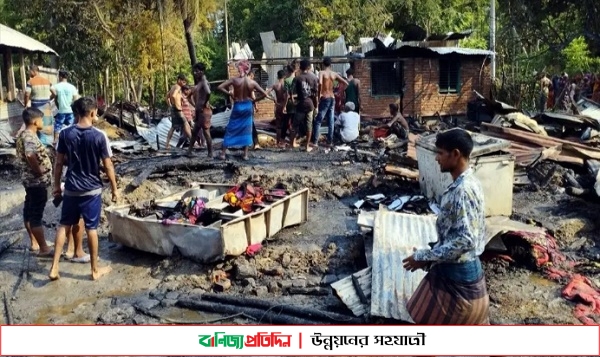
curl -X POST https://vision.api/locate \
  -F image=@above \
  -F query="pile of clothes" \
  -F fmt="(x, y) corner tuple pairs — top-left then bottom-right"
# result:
(128, 197), (221, 227)
(223, 182), (289, 213)
(500, 230), (600, 325)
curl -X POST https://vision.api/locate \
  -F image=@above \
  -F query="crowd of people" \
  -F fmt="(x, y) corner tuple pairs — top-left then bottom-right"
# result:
(15, 66), (118, 282)
(162, 56), (411, 160)
(13, 60), (492, 326)
(537, 71), (600, 113)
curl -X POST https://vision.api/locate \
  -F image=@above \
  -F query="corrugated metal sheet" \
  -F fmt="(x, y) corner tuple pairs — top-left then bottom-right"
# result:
(230, 42), (254, 60)
(426, 30), (474, 41)
(370, 210), (438, 321)
(136, 118), (180, 150)
(0, 24), (57, 54)
(259, 31), (277, 58)
(578, 98), (600, 122)
(415, 46), (494, 56)
(331, 267), (372, 317)
(324, 36), (350, 75)
(137, 115), (229, 150)
(265, 43), (300, 86)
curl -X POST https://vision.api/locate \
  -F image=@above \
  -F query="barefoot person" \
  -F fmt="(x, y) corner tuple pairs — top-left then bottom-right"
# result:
(267, 70), (289, 147)
(289, 59), (318, 152)
(60, 107), (88, 263)
(16, 108), (53, 256)
(49, 97), (119, 281)
(402, 129), (489, 325)
(312, 57), (347, 147)
(165, 74), (192, 150)
(217, 60), (272, 161)
(188, 63), (213, 157)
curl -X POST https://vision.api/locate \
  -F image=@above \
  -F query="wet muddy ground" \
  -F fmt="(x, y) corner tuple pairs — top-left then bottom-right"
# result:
(1, 145), (599, 333)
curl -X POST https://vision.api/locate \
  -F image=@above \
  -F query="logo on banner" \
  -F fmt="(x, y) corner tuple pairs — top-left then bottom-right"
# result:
(198, 332), (294, 349)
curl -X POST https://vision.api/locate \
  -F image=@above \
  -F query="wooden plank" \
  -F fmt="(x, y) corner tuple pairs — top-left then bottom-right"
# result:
(4, 49), (15, 101)
(19, 51), (26, 94)
(384, 165), (419, 180)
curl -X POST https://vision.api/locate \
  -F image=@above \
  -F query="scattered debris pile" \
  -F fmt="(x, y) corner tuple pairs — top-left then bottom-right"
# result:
(106, 182), (309, 263)
(104, 101), (151, 131)
(489, 228), (600, 325)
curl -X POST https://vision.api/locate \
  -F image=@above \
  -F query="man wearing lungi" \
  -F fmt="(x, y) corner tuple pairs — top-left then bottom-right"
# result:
(165, 74), (192, 150)
(24, 65), (57, 149)
(217, 60), (272, 161)
(188, 63), (213, 157)
(403, 128), (489, 325)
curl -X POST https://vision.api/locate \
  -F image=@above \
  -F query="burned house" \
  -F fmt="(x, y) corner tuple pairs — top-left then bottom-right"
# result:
(0, 23), (58, 139)
(354, 45), (493, 119)
(226, 31), (493, 121)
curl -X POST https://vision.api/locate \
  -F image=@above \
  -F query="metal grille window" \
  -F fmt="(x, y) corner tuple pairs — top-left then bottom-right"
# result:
(370, 61), (404, 96)
(251, 65), (269, 88)
(439, 58), (461, 93)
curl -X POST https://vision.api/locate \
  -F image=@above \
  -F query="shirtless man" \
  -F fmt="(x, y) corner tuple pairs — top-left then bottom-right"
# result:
(312, 57), (348, 147)
(266, 70), (288, 146)
(538, 72), (551, 112)
(386, 103), (409, 139)
(165, 74), (192, 150)
(217, 60), (273, 161)
(188, 63), (213, 157)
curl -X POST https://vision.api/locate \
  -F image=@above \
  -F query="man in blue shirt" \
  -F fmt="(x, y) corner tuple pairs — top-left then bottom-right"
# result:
(53, 70), (79, 143)
(49, 97), (119, 281)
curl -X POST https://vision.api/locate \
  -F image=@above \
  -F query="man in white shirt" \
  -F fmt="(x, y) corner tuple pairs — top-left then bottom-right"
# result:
(335, 102), (360, 143)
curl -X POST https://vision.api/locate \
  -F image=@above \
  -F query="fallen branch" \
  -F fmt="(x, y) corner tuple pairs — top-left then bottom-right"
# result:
(177, 297), (321, 324)
(199, 293), (363, 324)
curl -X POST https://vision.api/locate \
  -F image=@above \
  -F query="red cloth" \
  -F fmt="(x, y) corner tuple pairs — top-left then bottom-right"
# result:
(563, 274), (600, 325)
(502, 231), (600, 324)
(245, 243), (262, 257)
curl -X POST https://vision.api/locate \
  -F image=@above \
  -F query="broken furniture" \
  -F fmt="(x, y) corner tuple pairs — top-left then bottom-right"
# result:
(105, 183), (309, 263)
(416, 129), (515, 217)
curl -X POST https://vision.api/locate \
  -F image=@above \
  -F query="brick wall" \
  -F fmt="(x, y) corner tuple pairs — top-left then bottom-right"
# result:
(355, 57), (491, 118)
(227, 63), (275, 121)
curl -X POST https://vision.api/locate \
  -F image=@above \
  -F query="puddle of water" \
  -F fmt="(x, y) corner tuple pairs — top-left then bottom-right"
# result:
(528, 274), (556, 287)
(33, 289), (135, 325)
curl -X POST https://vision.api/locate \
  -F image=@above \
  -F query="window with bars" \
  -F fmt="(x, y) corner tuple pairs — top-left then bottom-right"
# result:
(370, 61), (404, 96)
(250, 65), (269, 88)
(438, 58), (461, 93)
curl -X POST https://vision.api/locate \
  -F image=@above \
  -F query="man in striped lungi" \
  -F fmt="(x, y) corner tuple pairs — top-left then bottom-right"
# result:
(403, 128), (490, 325)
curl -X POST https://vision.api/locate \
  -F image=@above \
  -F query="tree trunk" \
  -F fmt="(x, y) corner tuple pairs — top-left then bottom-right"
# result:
(183, 18), (197, 70)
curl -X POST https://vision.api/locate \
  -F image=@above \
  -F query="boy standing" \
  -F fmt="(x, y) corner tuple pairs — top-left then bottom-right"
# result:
(49, 97), (119, 281)
(16, 108), (53, 256)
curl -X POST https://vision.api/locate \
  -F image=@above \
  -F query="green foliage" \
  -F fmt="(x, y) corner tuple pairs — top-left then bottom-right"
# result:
(1, 0), (598, 109)
(562, 36), (600, 74)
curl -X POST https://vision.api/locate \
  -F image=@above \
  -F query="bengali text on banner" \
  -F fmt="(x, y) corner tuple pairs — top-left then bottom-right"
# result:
(0, 325), (599, 356)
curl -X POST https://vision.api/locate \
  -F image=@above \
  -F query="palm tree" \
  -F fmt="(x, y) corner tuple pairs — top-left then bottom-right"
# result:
(173, 0), (216, 69)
